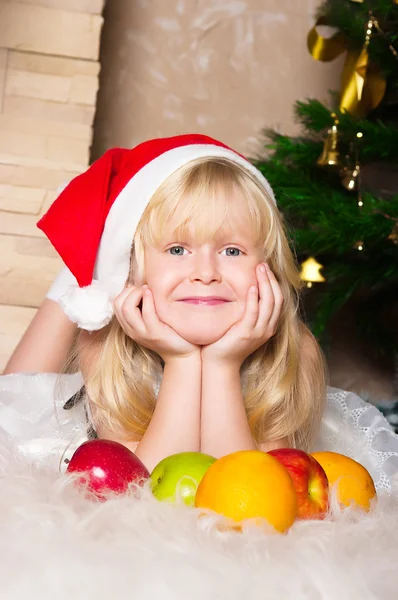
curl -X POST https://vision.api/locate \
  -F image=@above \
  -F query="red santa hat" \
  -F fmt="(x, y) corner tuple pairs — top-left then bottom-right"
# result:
(37, 133), (276, 331)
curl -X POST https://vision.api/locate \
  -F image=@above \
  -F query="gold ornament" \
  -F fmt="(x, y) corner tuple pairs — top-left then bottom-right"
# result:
(307, 16), (346, 62)
(340, 17), (386, 118)
(340, 132), (363, 204)
(307, 14), (387, 117)
(317, 115), (340, 167)
(353, 240), (364, 251)
(341, 162), (361, 191)
(388, 223), (398, 245)
(300, 257), (326, 288)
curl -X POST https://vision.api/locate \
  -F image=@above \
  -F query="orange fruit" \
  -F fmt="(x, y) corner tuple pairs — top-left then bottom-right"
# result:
(311, 451), (377, 511)
(194, 450), (297, 533)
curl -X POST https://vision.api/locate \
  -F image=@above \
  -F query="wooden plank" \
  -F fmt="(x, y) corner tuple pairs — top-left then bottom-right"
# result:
(0, 304), (37, 373)
(0, 152), (87, 173)
(46, 136), (90, 165)
(5, 69), (99, 106)
(0, 2), (103, 60)
(69, 74), (99, 106)
(3, 95), (96, 126)
(15, 0), (104, 15)
(0, 183), (46, 214)
(0, 48), (6, 113)
(40, 189), (58, 215)
(0, 211), (46, 237)
(0, 115), (92, 142)
(0, 234), (61, 307)
(0, 162), (81, 189)
(0, 129), (46, 160)
(6, 69), (73, 103)
(0, 129), (89, 166)
(8, 49), (100, 77)
(0, 203), (75, 235)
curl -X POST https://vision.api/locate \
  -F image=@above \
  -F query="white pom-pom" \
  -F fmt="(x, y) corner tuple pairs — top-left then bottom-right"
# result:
(59, 280), (114, 330)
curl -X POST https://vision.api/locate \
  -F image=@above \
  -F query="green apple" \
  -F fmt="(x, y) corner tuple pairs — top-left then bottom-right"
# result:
(150, 452), (216, 506)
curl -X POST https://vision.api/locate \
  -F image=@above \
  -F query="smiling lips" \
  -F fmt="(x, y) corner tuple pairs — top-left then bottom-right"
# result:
(179, 297), (230, 306)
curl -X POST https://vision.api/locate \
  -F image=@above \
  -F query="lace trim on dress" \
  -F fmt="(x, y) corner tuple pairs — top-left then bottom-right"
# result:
(314, 387), (398, 495)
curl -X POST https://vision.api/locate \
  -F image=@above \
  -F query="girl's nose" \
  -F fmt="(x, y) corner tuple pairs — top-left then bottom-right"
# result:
(189, 251), (221, 284)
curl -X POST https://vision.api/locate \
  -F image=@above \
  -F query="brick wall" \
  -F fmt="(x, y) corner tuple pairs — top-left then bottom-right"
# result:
(0, 0), (104, 371)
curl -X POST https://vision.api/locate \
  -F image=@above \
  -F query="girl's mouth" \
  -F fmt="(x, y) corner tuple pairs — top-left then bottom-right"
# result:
(179, 297), (230, 306)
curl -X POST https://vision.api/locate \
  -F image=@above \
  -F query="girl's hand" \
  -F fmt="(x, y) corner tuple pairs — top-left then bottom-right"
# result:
(201, 263), (283, 367)
(113, 285), (200, 363)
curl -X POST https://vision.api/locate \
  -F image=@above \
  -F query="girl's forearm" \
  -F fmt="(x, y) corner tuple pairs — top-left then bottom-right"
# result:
(4, 298), (77, 374)
(200, 359), (256, 457)
(133, 354), (201, 472)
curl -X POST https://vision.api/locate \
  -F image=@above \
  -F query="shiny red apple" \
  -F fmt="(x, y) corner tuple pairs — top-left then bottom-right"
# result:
(66, 439), (149, 499)
(268, 448), (329, 519)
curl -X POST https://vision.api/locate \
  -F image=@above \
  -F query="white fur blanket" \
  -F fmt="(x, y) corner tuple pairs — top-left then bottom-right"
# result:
(1, 451), (397, 600)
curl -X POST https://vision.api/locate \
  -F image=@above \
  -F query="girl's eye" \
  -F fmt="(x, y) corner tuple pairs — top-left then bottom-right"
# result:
(222, 247), (242, 257)
(168, 246), (187, 256)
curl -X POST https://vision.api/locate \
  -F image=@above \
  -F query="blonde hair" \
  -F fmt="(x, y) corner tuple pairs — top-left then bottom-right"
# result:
(80, 158), (327, 450)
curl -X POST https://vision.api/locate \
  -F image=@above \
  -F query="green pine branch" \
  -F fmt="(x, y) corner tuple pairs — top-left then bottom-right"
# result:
(266, 100), (398, 162)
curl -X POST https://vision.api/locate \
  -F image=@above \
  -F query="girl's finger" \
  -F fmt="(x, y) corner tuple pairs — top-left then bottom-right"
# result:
(113, 286), (137, 331)
(256, 263), (275, 329)
(141, 288), (161, 331)
(113, 284), (136, 314)
(115, 286), (146, 335)
(120, 286), (145, 320)
(266, 266), (284, 332)
(240, 285), (260, 331)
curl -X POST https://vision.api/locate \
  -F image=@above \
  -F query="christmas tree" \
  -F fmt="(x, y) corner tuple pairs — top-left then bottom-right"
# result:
(255, 0), (398, 360)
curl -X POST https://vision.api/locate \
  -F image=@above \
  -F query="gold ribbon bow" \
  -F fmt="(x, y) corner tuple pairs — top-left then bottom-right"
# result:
(307, 16), (386, 117)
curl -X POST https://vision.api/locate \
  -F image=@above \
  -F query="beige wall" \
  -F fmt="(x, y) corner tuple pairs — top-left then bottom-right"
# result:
(93, 0), (342, 157)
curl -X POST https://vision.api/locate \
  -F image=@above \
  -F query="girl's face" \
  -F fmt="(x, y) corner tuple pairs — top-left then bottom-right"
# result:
(143, 195), (264, 345)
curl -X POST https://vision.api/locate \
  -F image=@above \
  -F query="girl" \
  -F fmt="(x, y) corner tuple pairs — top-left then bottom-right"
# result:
(2, 134), (398, 488)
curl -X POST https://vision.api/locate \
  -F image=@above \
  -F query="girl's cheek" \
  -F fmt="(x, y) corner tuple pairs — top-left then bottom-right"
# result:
(132, 273), (145, 287)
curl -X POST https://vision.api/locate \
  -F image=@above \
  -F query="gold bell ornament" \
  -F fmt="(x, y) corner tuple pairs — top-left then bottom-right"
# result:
(317, 115), (340, 168)
(388, 223), (398, 245)
(341, 162), (361, 191)
(353, 240), (364, 251)
(300, 257), (326, 288)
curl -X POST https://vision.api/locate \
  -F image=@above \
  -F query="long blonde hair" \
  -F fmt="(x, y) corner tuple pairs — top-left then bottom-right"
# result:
(80, 157), (327, 450)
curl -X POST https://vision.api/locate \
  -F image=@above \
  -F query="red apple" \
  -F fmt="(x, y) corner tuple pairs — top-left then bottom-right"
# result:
(66, 439), (149, 499)
(268, 448), (329, 519)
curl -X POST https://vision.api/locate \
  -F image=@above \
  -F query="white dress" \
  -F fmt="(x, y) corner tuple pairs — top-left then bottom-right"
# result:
(0, 371), (397, 496)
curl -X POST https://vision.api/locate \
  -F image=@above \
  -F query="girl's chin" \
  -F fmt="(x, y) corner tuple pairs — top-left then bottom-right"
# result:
(173, 326), (229, 347)
(184, 334), (222, 346)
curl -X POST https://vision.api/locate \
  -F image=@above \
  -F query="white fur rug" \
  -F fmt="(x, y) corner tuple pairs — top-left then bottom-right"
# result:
(1, 447), (398, 600)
